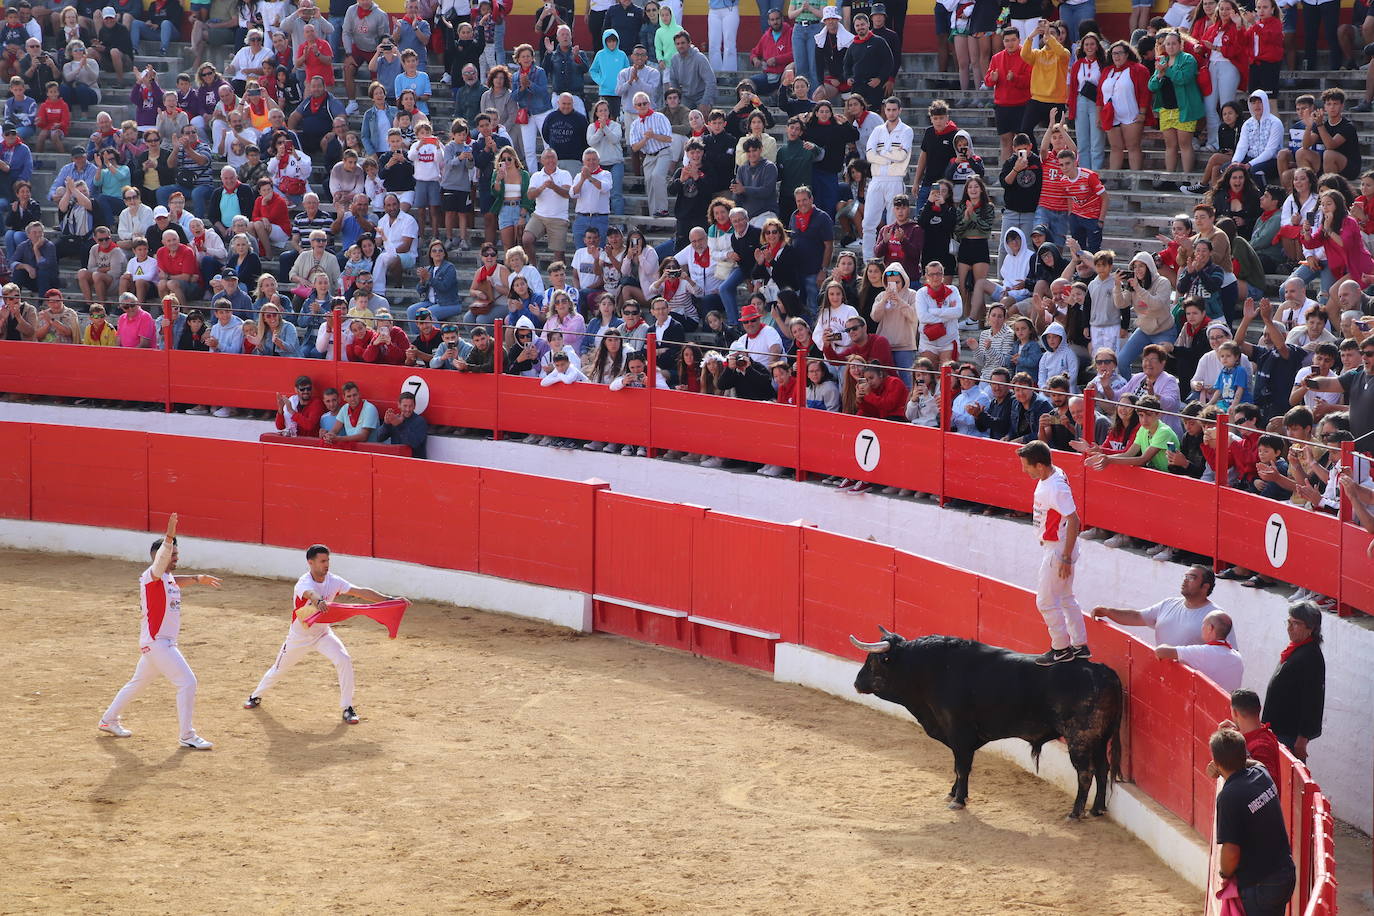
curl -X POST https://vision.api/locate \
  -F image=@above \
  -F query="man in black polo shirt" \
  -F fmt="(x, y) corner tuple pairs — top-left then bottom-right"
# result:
(1210, 728), (1295, 916)
(1237, 298), (1307, 423)
(786, 185), (834, 316)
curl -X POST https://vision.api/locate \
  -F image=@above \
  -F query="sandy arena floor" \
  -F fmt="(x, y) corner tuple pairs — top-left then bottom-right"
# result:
(0, 550), (1197, 915)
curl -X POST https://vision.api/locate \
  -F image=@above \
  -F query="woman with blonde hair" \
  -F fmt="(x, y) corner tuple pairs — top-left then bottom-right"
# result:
(253, 301), (299, 357)
(839, 353), (868, 415)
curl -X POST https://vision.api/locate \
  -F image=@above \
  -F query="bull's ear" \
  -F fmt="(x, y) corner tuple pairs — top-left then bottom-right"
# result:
(877, 625), (903, 642)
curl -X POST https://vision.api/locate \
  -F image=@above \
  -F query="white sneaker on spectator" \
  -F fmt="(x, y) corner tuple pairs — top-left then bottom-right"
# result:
(1079, 527), (1107, 540)
(758, 464), (786, 477)
(821, 475), (840, 485)
(440, 72), (451, 85)
(584, 441), (605, 451)
(897, 488), (914, 497)
(957, 317), (979, 331)
(635, 446), (647, 457)
(880, 485), (900, 494)
(345, 100), (359, 115)
(1151, 547), (1177, 562)
(680, 453), (701, 462)
(620, 444), (635, 456)
(184, 405), (209, 415)
(537, 435), (556, 446)
(1288, 586), (1313, 602)
(1102, 533), (1131, 549)
(603, 442), (620, 453)
(661, 449), (684, 460)
(699, 456), (724, 468)
(211, 406), (234, 418)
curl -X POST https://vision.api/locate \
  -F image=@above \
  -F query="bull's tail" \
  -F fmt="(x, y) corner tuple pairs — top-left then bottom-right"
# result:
(1107, 717), (1123, 788)
(1030, 740), (1046, 773)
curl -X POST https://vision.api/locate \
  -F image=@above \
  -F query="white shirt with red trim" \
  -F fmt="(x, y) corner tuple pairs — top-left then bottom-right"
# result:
(138, 565), (182, 647)
(1033, 467), (1077, 551)
(292, 571), (355, 625)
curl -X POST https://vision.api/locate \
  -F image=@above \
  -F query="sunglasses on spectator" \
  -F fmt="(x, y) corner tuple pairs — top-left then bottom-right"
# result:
(1363, 349), (1374, 357)
(745, 318), (762, 325)
(296, 384), (312, 391)
(845, 323), (863, 332)
(1095, 358), (1115, 365)
(623, 309), (640, 316)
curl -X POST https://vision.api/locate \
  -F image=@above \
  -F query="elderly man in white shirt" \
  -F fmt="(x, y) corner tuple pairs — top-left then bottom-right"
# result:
(372, 191), (418, 296)
(521, 147), (574, 264)
(1155, 610), (1244, 692)
(570, 148), (612, 251)
(627, 91), (674, 218)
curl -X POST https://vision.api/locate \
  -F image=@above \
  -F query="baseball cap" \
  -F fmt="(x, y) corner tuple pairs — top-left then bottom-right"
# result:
(871, 2), (886, 12)
(152, 205), (169, 218)
(101, 6), (115, 16)
(221, 267), (237, 279)
(1031, 224), (1049, 237)
(414, 307), (433, 320)
(2, 125), (15, 136)
(71, 148), (86, 157)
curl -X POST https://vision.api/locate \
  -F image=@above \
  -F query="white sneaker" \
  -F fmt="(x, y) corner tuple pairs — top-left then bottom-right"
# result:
(897, 488), (914, 497)
(699, 456), (724, 468)
(184, 405), (209, 415)
(635, 446), (647, 457)
(537, 435), (556, 446)
(1079, 527), (1108, 541)
(680, 453), (701, 462)
(179, 733), (213, 750)
(98, 718), (132, 738)
(958, 317), (980, 331)
(1103, 533), (1130, 549)
(583, 441), (605, 451)
(345, 100), (359, 115)
(758, 464), (786, 477)
(211, 406), (233, 418)
(661, 449), (684, 460)
(440, 72), (451, 85)
(603, 442), (620, 453)
(620, 444), (635, 456)
(1152, 547), (1177, 562)
(1288, 586), (1313, 602)
(880, 485), (900, 494)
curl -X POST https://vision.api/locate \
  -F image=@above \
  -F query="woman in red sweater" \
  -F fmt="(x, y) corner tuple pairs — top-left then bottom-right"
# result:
(1190, 0), (1249, 150)
(1302, 189), (1374, 285)
(856, 362), (907, 420)
(1244, 0), (1283, 93)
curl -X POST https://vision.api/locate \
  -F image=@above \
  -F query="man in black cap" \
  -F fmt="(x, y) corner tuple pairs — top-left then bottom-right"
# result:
(217, 267), (254, 318)
(869, 5), (901, 97)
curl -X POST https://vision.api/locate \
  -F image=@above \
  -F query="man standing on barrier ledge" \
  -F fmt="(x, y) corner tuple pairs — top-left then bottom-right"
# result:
(243, 543), (402, 725)
(98, 512), (221, 750)
(1017, 439), (1089, 666)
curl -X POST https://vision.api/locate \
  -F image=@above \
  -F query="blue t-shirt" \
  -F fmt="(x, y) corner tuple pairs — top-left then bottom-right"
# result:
(1215, 364), (1249, 412)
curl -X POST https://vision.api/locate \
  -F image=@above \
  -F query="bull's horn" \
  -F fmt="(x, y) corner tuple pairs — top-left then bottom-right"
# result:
(878, 625), (897, 638)
(850, 634), (892, 653)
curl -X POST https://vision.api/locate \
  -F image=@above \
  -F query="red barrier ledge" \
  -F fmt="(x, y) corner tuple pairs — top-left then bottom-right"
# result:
(258, 433), (411, 458)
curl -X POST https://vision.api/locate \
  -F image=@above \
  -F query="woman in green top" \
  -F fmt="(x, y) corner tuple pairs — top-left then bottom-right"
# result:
(955, 176), (996, 324)
(1085, 394), (1180, 473)
(788, 0), (824, 96)
(95, 147), (131, 225)
(654, 6), (684, 66)
(488, 146), (533, 252)
(1147, 30), (1204, 178)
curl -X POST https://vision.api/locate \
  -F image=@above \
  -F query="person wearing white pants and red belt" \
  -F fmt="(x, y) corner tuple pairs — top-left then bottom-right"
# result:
(99, 513), (221, 749)
(1019, 440), (1090, 666)
(707, 0), (741, 71)
(862, 96), (913, 261)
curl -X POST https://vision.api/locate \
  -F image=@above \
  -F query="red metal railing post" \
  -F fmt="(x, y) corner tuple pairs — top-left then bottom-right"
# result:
(492, 318), (504, 441)
(1338, 440), (1355, 617)
(1214, 412), (1229, 573)
(939, 362), (954, 506)
(330, 307), (342, 362)
(794, 348), (807, 481)
(163, 311), (174, 413)
(1083, 386), (1097, 444)
(645, 331), (657, 456)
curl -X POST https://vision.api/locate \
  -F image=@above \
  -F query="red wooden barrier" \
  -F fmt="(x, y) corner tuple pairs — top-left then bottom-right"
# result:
(261, 444), (375, 558)
(1190, 679), (1233, 839)
(1084, 465), (1217, 557)
(1217, 489), (1341, 599)
(0, 340), (166, 403)
(0, 420), (30, 520)
(1081, 616), (1134, 781)
(258, 433), (411, 457)
(30, 425), (148, 531)
(370, 455), (481, 574)
(893, 552), (979, 641)
(690, 512), (799, 667)
(592, 491), (703, 651)
(500, 375), (651, 445)
(976, 575), (1049, 657)
(1340, 521), (1374, 615)
(168, 351), (319, 411)
(798, 411), (943, 494)
(653, 390), (799, 469)
(1129, 655), (1197, 827)
(476, 468), (602, 593)
(943, 435), (1034, 512)
(800, 528), (896, 660)
(147, 435), (263, 544)
(356, 366), (500, 431)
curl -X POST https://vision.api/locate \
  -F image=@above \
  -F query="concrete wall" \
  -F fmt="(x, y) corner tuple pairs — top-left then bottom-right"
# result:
(2, 400), (1367, 833)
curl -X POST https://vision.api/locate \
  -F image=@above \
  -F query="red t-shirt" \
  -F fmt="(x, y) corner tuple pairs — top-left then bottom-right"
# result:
(37, 99), (70, 133)
(252, 193), (290, 234)
(1243, 724), (1283, 804)
(296, 38), (335, 86)
(156, 244), (198, 279)
(1356, 195), (1374, 235)
(1039, 160), (1068, 213)
(1063, 167), (1106, 220)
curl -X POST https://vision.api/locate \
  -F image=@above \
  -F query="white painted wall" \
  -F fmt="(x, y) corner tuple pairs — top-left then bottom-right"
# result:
(1, 401), (1366, 832)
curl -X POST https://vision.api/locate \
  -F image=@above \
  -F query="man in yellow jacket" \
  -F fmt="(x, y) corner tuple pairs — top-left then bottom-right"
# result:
(1020, 19), (1069, 139)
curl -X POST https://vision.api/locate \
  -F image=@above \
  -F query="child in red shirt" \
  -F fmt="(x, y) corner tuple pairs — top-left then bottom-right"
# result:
(34, 82), (69, 154)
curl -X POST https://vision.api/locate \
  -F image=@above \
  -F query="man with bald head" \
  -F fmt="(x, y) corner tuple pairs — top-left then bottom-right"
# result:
(1155, 610), (1244, 692)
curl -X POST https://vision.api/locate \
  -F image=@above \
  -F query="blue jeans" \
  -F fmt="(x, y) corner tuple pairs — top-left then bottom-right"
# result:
(330, 15), (346, 61)
(1238, 867), (1296, 916)
(572, 212), (609, 248)
(197, 254), (222, 287)
(799, 273), (819, 320)
(718, 264), (748, 324)
(1117, 326), (1175, 371)
(755, 0), (783, 30)
(1035, 206), (1071, 246)
(59, 82), (98, 111)
(916, 183), (931, 213)
(494, 22), (507, 64)
(1291, 262), (1334, 298)
(130, 17), (175, 51)
(607, 161), (624, 217)
(1057, 1), (1095, 43)
(892, 347), (916, 383)
(462, 307), (496, 328)
(1001, 209), (1037, 246)
(4, 228), (23, 260)
(1069, 214), (1102, 252)
(1075, 98), (1105, 171)
(408, 300), (466, 330)
(180, 183), (213, 219)
(791, 21), (822, 94)
(99, 193), (124, 224)
(14, 124), (32, 141)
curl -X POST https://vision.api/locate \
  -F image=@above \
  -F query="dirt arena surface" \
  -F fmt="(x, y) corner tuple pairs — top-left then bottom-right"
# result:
(1, 549), (1197, 915)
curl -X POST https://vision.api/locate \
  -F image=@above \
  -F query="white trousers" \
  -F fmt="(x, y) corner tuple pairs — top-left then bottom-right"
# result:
(862, 176), (904, 261)
(1010, 17), (1042, 41)
(1036, 548), (1086, 650)
(707, 5), (741, 71)
(253, 623), (355, 710)
(1089, 324), (1121, 359)
(103, 639), (198, 740)
(642, 147), (672, 215)
(517, 110), (552, 170)
(1203, 58), (1241, 149)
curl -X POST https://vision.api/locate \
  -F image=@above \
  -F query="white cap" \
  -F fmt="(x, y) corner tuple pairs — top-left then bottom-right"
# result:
(152, 205), (169, 217)
(821, 5), (840, 19)
(101, 6), (115, 16)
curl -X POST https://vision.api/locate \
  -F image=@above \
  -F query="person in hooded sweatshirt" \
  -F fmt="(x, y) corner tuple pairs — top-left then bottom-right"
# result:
(1230, 90), (1284, 187)
(943, 128), (985, 193)
(1038, 320), (1080, 390)
(989, 226), (1034, 311)
(589, 30), (630, 117)
(871, 261), (919, 377)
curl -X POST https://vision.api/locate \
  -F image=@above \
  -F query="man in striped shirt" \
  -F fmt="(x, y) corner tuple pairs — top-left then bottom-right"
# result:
(627, 91), (673, 218)
(99, 513), (222, 749)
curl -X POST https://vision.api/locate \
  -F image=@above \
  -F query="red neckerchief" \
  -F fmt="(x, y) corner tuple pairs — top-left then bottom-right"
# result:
(1228, 188), (1244, 203)
(852, 31), (870, 42)
(1280, 637), (1314, 663)
(308, 95), (325, 113)
(639, 107), (655, 121)
(691, 128), (704, 138)
(166, 106), (181, 117)
(928, 283), (952, 305)
(714, 219), (730, 233)
(1261, 206), (1278, 220)
(853, 111), (869, 126)
(761, 241), (783, 266)
(98, 239), (115, 252)
(662, 278), (680, 299)
(795, 207), (813, 233)
(1183, 319), (1205, 342)
(1206, 640), (1232, 647)
(692, 248), (710, 269)
(346, 400), (364, 426)
(192, 234), (206, 252)
(278, 146), (293, 169)
(89, 317), (105, 337)
(475, 263), (497, 283)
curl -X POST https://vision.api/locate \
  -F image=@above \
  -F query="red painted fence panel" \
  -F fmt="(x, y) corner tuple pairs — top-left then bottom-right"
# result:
(168, 351), (319, 412)
(943, 435), (1034, 511)
(0, 340), (166, 403)
(261, 443), (374, 557)
(800, 528), (895, 660)
(976, 575), (1047, 657)
(1129, 655), (1197, 826)
(500, 376), (650, 444)
(1190, 677), (1232, 838)
(691, 512), (800, 647)
(1216, 489), (1340, 599)
(1341, 521), (1374, 615)
(0, 421), (30, 520)
(797, 412), (942, 495)
(147, 435), (263, 543)
(370, 455), (481, 573)
(652, 390), (799, 468)
(409, 369), (500, 431)
(893, 551), (979, 641)
(30, 424), (148, 531)
(1081, 617), (1133, 781)
(477, 468), (601, 592)
(1084, 465), (1217, 557)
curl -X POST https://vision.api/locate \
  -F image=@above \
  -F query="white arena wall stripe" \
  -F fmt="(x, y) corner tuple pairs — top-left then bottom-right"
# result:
(773, 643), (1211, 891)
(0, 513), (1212, 893)
(3, 402), (1366, 835)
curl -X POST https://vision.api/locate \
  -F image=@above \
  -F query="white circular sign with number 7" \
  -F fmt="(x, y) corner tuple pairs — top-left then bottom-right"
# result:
(1264, 513), (1289, 569)
(401, 375), (431, 415)
(854, 428), (881, 473)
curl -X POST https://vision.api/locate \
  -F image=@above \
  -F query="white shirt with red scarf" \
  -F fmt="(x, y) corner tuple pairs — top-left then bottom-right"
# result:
(1033, 466), (1078, 556)
(292, 571), (355, 627)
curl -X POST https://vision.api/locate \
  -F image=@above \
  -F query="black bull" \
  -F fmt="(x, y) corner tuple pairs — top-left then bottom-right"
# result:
(851, 629), (1123, 819)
